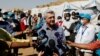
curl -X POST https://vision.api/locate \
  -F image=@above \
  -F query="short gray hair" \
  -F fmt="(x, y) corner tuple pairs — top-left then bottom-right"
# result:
(44, 10), (55, 18)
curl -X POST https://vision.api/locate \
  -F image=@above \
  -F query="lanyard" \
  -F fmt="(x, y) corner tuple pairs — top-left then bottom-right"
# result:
(82, 26), (87, 35)
(80, 26), (88, 41)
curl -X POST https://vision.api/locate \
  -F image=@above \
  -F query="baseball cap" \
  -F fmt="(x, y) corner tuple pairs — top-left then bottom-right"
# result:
(79, 13), (91, 20)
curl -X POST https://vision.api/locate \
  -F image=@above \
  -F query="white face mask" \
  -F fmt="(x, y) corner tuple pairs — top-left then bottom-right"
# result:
(3, 15), (6, 18)
(81, 20), (84, 25)
(65, 17), (70, 21)
(71, 16), (74, 18)
(66, 17), (70, 19)
(74, 19), (78, 22)
(98, 20), (100, 23)
(8, 17), (10, 19)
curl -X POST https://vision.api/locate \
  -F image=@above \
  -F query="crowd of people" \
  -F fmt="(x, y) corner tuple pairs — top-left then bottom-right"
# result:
(0, 8), (100, 56)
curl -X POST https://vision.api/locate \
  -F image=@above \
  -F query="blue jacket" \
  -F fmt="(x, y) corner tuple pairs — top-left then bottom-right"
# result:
(0, 21), (13, 34)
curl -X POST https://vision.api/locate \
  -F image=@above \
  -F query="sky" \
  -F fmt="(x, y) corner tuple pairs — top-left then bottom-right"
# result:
(0, 0), (57, 10)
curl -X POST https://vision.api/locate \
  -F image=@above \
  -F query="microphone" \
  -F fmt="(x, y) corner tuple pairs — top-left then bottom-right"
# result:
(54, 32), (60, 38)
(54, 32), (62, 45)
(48, 39), (55, 49)
(39, 29), (46, 38)
(40, 29), (46, 35)
(55, 32), (70, 54)
(45, 39), (58, 56)
(39, 29), (48, 42)
(37, 29), (48, 51)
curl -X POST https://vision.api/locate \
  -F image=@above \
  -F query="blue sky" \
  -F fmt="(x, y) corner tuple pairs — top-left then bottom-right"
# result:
(0, 0), (57, 10)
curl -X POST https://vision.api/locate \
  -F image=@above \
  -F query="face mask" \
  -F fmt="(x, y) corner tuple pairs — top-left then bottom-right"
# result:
(66, 17), (70, 19)
(3, 15), (7, 18)
(73, 17), (78, 19)
(8, 17), (10, 19)
(71, 16), (74, 18)
(81, 20), (84, 25)
(98, 20), (100, 23)
(65, 17), (70, 21)
(74, 19), (78, 22)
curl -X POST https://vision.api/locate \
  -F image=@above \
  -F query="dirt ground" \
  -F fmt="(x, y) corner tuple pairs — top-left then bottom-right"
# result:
(18, 47), (38, 56)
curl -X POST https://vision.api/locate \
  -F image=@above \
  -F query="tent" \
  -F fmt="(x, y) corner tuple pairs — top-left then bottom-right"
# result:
(31, 8), (40, 15)
(84, 0), (96, 9)
(60, 2), (80, 10)
(83, 0), (100, 14)
(48, 2), (69, 17)
(49, 2), (81, 17)
(70, 1), (89, 10)
(96, 0), (100, 11)
(39, 7), (49, 15)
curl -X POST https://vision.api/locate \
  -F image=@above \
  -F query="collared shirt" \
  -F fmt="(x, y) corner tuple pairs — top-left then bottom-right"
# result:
(38, 23), (65, 46)
(75, 23), (96, 52)
(75, 23), (95, 43)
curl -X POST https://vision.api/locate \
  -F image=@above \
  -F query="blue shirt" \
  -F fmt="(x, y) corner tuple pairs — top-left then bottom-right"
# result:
(38, 23), (65, 46)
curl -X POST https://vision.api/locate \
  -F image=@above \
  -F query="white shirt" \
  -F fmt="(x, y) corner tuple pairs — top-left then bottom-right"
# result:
(75, 23), (96, 52)
(70, 16), (79, 23)
(62, 19), (72, 36)
(63, 20), (72, 29)
(26, 16), (32, 26)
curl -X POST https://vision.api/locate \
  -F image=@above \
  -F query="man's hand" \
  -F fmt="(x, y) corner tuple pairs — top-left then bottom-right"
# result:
(66, 41), (74, 46)
(38, 51), (44, 56)
(23, 28), (32, 34)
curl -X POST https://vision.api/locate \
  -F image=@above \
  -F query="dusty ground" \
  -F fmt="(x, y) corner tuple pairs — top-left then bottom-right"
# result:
(18, 47), (38, 56)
